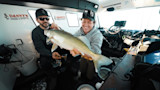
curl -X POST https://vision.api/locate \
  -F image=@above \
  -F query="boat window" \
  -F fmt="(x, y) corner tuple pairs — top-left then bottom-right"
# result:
(98, 6), (160, 31)
(66, 13), (79, 27)
(28, 9), (54, 26)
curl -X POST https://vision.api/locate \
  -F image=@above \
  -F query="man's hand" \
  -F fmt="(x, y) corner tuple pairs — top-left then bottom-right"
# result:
(50, 22), (60, 30)
(82, 54), (93, 60)
(52, 52), (61, 60)
(70, 48), (81, 56)
(70, 48), (93, 60)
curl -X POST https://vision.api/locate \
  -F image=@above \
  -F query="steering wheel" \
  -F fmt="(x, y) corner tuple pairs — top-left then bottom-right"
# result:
(107, 25), (121, 34)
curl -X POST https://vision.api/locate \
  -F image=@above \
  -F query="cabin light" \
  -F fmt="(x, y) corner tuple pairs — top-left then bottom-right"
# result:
(94, 4), (99, 8)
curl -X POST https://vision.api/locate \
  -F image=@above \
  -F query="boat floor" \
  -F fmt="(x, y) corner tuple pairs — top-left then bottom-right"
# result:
(13, 66), (79, 90)
(13, 54), (140, 90)
(100, 54), (141, 90)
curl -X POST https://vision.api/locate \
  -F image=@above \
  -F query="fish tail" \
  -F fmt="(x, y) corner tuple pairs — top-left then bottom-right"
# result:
(93, 54), (113, 67)
(93, 54), (113, 80)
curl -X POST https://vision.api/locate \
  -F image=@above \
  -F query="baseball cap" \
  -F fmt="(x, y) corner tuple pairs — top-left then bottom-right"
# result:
(82, 9), (95, 21)
(35, 8), (49, 18)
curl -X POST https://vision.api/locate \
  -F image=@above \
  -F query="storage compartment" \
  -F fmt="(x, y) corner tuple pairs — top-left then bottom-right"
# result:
(15, 56), (38, 76)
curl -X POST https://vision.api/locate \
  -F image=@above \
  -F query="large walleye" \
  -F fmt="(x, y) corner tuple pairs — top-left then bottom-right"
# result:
(44, 30), (113, 79)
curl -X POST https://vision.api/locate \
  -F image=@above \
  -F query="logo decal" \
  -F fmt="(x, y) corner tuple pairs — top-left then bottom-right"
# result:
(4, 13), (9, 20)
(4, 13), (29, 20)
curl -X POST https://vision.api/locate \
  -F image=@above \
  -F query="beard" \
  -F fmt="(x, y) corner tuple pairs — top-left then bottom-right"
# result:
(40, 22), (49, 29)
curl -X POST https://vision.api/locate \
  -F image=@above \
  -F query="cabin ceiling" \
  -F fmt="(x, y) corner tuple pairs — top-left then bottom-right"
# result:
(0, 0), (99, 12)
(1, 0), (160, 12)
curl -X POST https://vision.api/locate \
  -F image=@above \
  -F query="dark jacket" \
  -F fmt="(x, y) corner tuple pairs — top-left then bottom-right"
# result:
(32, 26), (68, 57)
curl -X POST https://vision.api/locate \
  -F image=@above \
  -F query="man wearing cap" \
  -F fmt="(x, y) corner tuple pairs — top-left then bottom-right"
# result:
(32, 8), (68, 90)
(70, 9), (103, 83)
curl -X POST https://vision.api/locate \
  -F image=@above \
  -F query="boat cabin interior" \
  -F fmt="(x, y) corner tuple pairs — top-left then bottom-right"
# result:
(0, 0), (160, 90)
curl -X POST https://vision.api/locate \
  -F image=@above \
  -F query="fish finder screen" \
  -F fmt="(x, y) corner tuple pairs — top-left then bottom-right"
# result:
(114, 21), (126, 27)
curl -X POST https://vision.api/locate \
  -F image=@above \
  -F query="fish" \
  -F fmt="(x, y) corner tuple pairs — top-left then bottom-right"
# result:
(44, 30), (113, 79)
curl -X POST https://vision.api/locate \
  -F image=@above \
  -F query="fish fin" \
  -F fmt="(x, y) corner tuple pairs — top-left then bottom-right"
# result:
(93, 54), (113, 71)
(51, 43), (58, 52)
(59, 46), (63, 49)
(46, 37), (53, 43)
(93, 54), (113, 80)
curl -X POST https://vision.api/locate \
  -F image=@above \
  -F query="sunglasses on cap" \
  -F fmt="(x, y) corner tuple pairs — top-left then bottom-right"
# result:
(38, 17), (49, 21)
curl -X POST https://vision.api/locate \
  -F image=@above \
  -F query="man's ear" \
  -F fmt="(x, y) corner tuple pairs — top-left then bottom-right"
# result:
(36, 18), (39, 22)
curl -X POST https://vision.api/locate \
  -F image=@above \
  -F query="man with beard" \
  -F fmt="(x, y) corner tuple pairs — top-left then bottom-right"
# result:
(32, 8), (68, 90)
